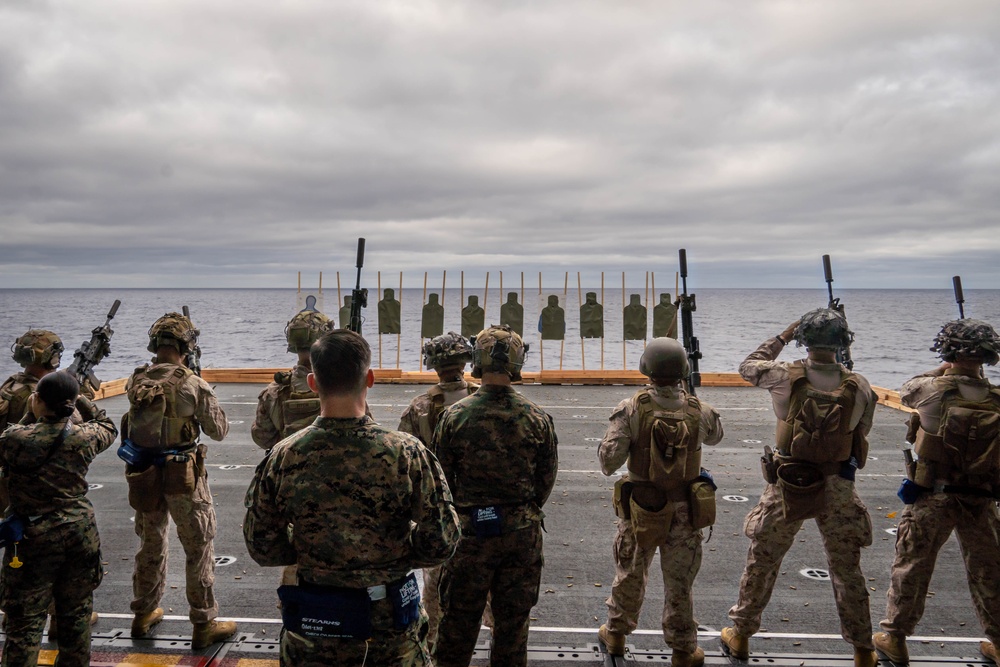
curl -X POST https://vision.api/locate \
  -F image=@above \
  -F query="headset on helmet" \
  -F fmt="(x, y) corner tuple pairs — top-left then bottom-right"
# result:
(931, 319), (1000, 366)
(793, 308), (853, 351)
(639, 337), (689, 382)
(10, 329), (64, 368)
(423, 331), (474, 370)
(147, 312), (199, 354)
(471, 325), (527, 381)
(285, 310), (332, 353)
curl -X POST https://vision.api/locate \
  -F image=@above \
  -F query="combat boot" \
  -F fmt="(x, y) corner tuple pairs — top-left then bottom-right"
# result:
(720, 627), (750, 660)
(672, 646), (705, 667)
(981, 641), (999, 667)
(855, 647), (878, 667)
(131, 608), (164, 638)
(598, 624), (626, 656)
(873, 631), (909, 664)
(192, 620), (238, 650)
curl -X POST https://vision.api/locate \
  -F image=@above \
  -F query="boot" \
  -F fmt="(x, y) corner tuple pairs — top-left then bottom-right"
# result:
(855, 648), (878, 667)
(720, 627), (750, 660)
(131, 608), (164, 638)
(873, 632), (909, 664)
(672, 646), (705, 667)
(598, 624), (626, 656)
(981, 641), (999, 667)
(192, 620), (238, 650)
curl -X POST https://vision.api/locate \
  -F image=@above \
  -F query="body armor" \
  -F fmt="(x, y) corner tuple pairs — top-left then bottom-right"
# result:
(126, 365), (199, 449)
(276, 370), (321, 438)
(628, 390), (703, 492)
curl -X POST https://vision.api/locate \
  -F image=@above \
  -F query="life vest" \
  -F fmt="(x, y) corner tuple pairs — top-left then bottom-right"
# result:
(627, 389), (702, 492)
(126, 365), (199, 449)
(0, 373), (36, 431)
(276, 370), (321, 438)
(775, 363), (866, 464)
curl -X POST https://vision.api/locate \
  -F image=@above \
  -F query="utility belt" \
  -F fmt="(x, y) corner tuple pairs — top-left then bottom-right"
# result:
(762, 450), (860, 522)
(458, 501), (536, 538)
(277, 571), (420, 640)
(119, 439), (203, 512)
(613, 471), (718, 549)
(897, 478), (999, 504)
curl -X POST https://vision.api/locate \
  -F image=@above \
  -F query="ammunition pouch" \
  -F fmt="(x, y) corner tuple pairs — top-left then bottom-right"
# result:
(126, 464), (165, 513)
(629, 496), (674, 549)
(776, 461), (827, 522)
(760, 446), (778, 484)
(689, 470), (718, 530)
(613, 476), (633, 521)
(163, 452), (196, 495)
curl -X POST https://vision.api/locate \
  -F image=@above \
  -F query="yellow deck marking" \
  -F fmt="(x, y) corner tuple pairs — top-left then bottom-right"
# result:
(234, 660), (279, 666)
(121, 655), (182, 665)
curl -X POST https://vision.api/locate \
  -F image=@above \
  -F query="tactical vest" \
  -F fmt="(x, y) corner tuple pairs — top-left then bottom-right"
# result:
(126, 365), (199, 449)
(910, 376), (1000, 488)
(0, 373), (37, 431)
(628, 390), (702, 492)
(276, 371), (321, 438)
(775, 363), (866, 465)
(417, 383), (478, 444)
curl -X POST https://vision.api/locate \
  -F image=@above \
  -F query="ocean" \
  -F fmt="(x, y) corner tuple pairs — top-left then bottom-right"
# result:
(2, 287), (998, 390)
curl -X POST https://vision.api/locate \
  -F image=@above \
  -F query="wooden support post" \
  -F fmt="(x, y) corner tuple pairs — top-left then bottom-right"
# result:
(622, 271), (626, 371)
(578, 272), (585, 371)
(397, 272), (403, 370)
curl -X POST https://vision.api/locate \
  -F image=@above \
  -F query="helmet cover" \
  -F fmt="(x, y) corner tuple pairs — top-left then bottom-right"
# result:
(285, 310), (332, 352)
(11, 329), (64, 368)
(931, 319), (1000, 366)
(471, 325), (527, 381)
(147, 312), (199, 354)
(423, 331), (474, 370)
(793, 308), (853, 351)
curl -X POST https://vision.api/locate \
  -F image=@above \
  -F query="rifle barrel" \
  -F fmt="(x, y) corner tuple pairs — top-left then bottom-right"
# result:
(953, 276), (965, 319)
(108, 299), (121, 320)
(678, 248), (688, 279)
(356, 238), (366, 269)
(822, 254), (834, 284)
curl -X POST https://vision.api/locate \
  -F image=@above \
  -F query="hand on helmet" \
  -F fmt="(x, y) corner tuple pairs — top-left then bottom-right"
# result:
(779, 320), (801, 345)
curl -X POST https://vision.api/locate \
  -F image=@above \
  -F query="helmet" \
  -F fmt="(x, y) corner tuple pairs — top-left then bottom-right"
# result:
(793, 308), (853, 351)
(285, 310), (332, 353)
(471, 325), (527, 381)
(930, 319), (1000, 366)
(423, 331), (474, 370)
(147, 312), (199, 354)
(11, 329), (64, 368)
(639, 338), (689, 381)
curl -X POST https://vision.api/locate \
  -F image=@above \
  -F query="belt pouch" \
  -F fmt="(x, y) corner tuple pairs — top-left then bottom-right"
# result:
(126, 464), (165, 513)
(388, 573), (422, 630)
(628, 496), (674, 549)
(776, 463), (826, 522)
(613, 477), (633, 520)
(277, 584), (372, 640)
(163, 454), (196, 495)
(689, 479), (717, 529)
(472, 506), (503, 538)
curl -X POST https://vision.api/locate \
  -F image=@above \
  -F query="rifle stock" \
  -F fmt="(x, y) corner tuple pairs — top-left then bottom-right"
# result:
(67, 299), (121, 391)
(821, 254), (853, 371)
(677, 249), (702, 395)
(349, 238), (368, 334)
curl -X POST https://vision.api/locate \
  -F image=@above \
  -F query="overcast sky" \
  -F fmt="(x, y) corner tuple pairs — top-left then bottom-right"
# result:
(1, 1), (998, 289)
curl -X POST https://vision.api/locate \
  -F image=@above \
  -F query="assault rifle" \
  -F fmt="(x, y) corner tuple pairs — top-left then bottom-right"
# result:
(181, 306), (203, 376)
(349, 237), (368, 334)
(822, 254), (854, 370)
(67, 299), (121, 392)
(953, 276), (965, 319)
(677, 249), (702, 395)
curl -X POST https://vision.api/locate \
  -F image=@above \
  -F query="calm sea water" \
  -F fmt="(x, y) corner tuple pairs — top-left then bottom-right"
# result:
(2, 288), (998, 390)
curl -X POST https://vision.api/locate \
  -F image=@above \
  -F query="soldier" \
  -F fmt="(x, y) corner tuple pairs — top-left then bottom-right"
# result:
(874, 320), (1000, 667)
(721, 309), (878, 667)
(244, 329), (460, 666)
(597, 338), (724, 666)
(398, 331), (481, 651)
(1, 330), (64, 431)
(433, 325), (559, 667)
(0, 371), (117, 667)
(121, 313), (236, 649)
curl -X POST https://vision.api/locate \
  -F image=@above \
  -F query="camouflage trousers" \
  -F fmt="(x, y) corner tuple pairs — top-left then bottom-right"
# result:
(436, 523), (543, 667)
(131, 471), (219, 623)
(422, 564), (495, 653)
(279, 600), (432, 667)
(0, 517), (103, 667)
(605, 501), (703, 652)
(880, 493), (1000, 644)
(729, 477), (875, 649)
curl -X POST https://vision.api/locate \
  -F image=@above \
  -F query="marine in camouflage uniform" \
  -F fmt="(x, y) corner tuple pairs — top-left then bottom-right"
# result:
(598, 338), (724, 666)
(244, 329), (460, 667)
(0, 330), (64, 433)
(433, 325), (558, 667)
(722, 310), (878, 667)
(875, 320), (1000, 667)
(123, 313), (236, 648)
(0, 371), (117, 667)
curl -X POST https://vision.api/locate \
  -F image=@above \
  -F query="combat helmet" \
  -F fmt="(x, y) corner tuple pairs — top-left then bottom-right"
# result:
(285, 310), (332, 353)
(423, 331), (474, 370)
(639, 337), (689, 382)
(11, 329), (64, 368)
(147, 312), (199, 354)
(930, 319), (1000, 366)
(793, 308), (853, 351)
(471, 325), (528, 382)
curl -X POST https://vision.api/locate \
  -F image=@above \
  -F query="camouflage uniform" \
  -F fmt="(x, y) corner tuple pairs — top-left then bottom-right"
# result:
(879, 371), (1000, 646)
(252, 364), (314, 450)
(432, 385), (559, 667)
(0, 372), (39, 432)
(123, 362), (229, 624)
(599, 385), (724, 652)
(729, 337), (876, 650)
(0, 396), (117, 667)
(243, 415), (461, 667)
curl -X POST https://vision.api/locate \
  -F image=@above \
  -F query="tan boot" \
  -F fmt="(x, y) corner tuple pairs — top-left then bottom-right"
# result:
(131, 608), (164, 638)
(980, 641), (999, 667)
(90, 612), (99, 626)
(720, 627), (750, 660)
(192, 620), (237, 650)
(598, 624), (626, 656)
(672, 646), (705, 667)
(855, 648), (878, 667)
(873, 632), (909, 664)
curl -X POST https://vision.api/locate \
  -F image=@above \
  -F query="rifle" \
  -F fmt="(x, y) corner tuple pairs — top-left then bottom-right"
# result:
(677, 249), (702, 395)
(349, 238), (368, 334)
(181, 306), (203, 376)
(953, 276), (965, 319)
(822, 254), (854, 370)
(67, 299), (121, 392)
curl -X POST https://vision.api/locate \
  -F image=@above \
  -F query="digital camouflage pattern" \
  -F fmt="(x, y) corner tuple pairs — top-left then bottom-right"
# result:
(243, 415), (460, 665)
(252, 365), (314, 450)
(0, 372), (39, 431)
(599, 384), (724, 651)
(432, 384), (558, 667)
(0, 397), (117, 667)
(124, 362), (229, 624)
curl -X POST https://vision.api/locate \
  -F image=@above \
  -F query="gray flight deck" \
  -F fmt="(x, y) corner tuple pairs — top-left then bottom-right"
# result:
(7, 383), (996, 666)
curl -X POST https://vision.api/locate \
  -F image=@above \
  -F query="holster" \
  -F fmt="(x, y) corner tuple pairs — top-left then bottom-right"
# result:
(126, 464), (165, 513)
(613, 476), (634, 521)
(760, 445), (778, 484)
